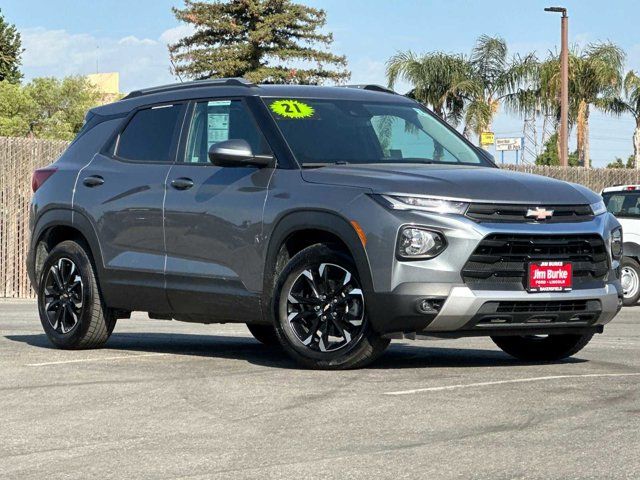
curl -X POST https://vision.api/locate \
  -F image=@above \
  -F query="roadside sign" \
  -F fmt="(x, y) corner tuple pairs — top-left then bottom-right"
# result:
(496, 137), (524, 151)
(480, 132), (495, 146)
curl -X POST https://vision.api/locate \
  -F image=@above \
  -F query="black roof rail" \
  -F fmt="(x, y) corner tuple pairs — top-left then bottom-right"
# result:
(122, 77), (256, 100)
(343, 84), (397, 94)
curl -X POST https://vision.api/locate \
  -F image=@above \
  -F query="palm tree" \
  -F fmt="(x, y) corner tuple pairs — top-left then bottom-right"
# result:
(386, 37), (536, 145)
(538, 43), (625, 168)
(462, 35), (537, 142)
(386, 51), (469, 125)
(615, 71), (640, 169)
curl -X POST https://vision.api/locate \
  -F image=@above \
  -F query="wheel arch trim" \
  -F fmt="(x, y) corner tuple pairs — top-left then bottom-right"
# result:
(623, 242), (640, 260)
(262, 209), (374, 320)
(29, 208), (105, 287)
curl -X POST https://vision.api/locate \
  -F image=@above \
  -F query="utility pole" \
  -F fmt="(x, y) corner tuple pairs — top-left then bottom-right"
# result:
(545, 6), (569, 167)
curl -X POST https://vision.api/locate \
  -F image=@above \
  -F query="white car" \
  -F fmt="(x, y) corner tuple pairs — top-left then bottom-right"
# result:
(602, 184), (640, 305)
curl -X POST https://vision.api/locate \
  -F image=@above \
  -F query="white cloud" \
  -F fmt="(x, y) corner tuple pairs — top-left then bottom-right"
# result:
(118, 36), (157, 46)
(159, 24), (196, 45)
(19, 26), (194, 93)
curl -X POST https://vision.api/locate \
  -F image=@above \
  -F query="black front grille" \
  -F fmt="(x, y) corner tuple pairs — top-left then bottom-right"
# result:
(471, 299), (602, 326)
(466, 204), (593, 223)
(495, 300), (589, 313)
(462, 234), (609, 290)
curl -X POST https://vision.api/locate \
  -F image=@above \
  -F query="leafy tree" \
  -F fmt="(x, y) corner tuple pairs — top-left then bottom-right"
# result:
(386, 51), (469, 125)
(24, 77), (101, 140)
(169, 0), (349, 84)
(606, 155), (634, 169)
(0, 80), (34, 136)
(0, 76), (100, 140)
(0, 9), (22, 83)
(535, 133), (579, 166)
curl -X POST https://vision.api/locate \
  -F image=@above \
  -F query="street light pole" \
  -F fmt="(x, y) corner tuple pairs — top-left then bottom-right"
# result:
(545, 6), (569, 167)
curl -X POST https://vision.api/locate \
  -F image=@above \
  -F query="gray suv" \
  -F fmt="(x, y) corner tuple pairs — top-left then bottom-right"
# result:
(27, 78), (623, 369)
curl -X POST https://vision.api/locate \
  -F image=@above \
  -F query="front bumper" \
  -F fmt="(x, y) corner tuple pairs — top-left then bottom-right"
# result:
(427, 284), (621, 331)
(347, 196), (624, 336)
(367, 283), (622, 336)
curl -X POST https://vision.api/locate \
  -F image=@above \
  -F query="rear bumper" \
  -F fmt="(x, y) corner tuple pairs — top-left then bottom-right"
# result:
(367, 283), (622, 336)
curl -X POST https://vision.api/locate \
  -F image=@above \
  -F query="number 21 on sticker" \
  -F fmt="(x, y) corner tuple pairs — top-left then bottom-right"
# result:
(270, 99), (314, 119)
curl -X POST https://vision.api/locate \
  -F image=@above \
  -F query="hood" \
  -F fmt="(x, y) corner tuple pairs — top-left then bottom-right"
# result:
(301, 164), (600, 205)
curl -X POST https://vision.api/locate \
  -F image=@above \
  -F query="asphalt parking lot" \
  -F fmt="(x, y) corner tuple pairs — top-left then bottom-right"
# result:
(1, 300), (639, 479)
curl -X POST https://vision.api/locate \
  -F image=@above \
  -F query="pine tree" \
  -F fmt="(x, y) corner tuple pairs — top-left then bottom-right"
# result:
(168, 0), (349, 84)
(0, 9), (22, 83)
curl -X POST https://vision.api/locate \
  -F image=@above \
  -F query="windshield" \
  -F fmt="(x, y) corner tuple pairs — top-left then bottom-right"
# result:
(602, 190), (640, 218)
(263, 97), (487, 167)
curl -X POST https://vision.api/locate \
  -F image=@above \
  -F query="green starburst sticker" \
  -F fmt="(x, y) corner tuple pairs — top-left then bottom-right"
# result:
(269, 99), (315, 119)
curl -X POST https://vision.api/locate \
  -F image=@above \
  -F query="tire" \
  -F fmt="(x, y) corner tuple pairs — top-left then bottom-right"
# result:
(491, 333), (594, 361)
(246, 324), (280, 346)
(620, 257), (640, 306)
(272, 244), (389, 369)
(37, 240), (116, 349)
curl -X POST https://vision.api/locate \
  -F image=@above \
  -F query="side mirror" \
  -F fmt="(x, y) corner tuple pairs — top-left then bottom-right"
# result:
(208, 139), (273, 167)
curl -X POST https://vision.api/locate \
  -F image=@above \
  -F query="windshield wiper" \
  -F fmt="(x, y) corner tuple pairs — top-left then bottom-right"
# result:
(301, 161), (350, 168)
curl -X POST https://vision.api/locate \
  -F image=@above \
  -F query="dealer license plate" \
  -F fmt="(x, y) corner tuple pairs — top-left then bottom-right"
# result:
(527, 261), (572, 292)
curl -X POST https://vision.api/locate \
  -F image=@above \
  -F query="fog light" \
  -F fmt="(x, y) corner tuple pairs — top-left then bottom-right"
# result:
(397, 227), (446, 259)
(416, 298), (445, 314)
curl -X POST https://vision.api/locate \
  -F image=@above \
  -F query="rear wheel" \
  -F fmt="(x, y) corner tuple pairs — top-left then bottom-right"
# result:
(491, 333), (594, 361)
(620, 257), (640, 306)
(272, 244), (389, 369)
(246, 324), (280, 346)
(37, 240), (116, 349)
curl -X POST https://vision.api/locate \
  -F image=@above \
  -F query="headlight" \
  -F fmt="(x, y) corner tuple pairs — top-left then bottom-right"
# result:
(397, 226), (447, 259)
(381, 195), (469, 215)
(611, 227), (623, 260)
(591, 200), (607, 216)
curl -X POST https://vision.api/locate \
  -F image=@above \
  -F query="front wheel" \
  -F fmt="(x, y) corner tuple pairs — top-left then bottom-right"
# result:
(491, 333), (594, 361)
(620, 257), (640, 306)
(272, 244), (389, 369)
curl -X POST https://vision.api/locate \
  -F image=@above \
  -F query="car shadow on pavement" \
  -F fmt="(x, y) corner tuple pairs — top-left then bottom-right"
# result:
(5, 332), (585, 369)
(373, 343), (585, 369)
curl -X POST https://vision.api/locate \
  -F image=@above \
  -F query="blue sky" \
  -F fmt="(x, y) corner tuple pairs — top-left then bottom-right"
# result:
(4, 0), (640, 166)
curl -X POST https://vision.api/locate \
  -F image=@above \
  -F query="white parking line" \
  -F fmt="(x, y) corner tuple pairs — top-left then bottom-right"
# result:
(383, 372), (640, 396)
(27, 352), (168, 367)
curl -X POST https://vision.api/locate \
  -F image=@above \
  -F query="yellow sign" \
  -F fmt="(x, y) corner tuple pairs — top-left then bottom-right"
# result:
(480, 132), (495, 146)
(269, 99), (315, 119)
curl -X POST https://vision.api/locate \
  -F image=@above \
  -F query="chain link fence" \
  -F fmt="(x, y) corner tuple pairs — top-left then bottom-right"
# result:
(501, 164), (640, 193)
(1, 135), (640, 297)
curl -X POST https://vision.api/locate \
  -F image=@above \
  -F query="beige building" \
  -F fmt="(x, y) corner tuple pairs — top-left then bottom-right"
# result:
(87, 72), (121, 104)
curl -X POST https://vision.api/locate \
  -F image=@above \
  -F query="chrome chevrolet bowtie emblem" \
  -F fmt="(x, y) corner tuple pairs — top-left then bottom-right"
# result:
(526, 207), (554, 220)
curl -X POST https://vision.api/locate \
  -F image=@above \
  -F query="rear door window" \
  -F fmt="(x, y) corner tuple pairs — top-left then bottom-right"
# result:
(116, 104), (183, 162)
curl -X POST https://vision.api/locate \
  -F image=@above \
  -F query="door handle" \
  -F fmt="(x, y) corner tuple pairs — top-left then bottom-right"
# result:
(82, 175), (104, 187)
(170, 177), (194, 190)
